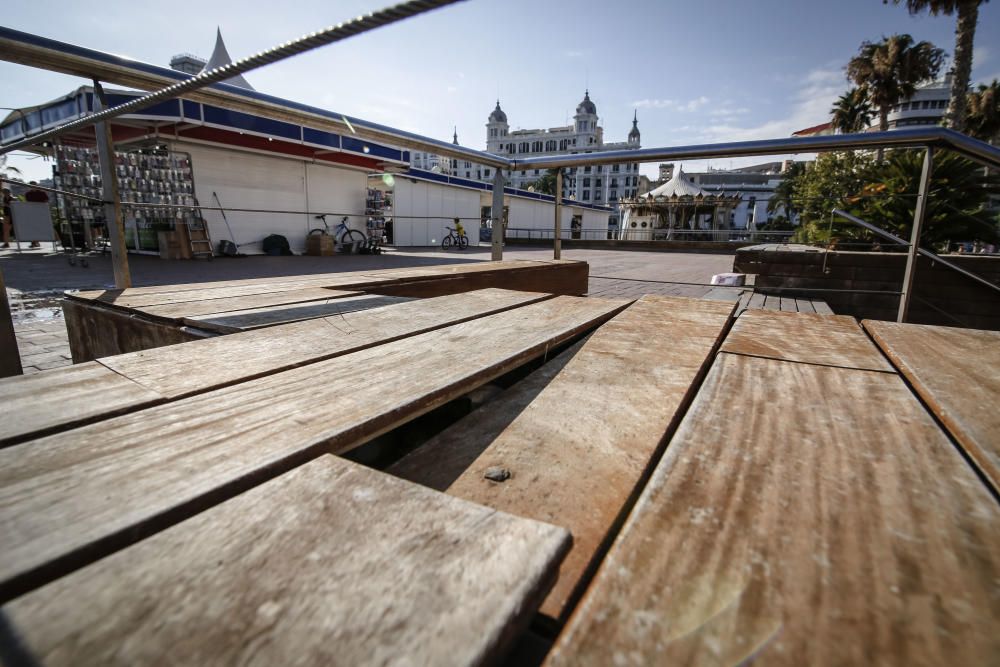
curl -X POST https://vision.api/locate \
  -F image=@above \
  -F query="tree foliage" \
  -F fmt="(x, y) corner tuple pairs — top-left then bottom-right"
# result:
(846, 34), (945, 134)
(784, 149), (999, 247)
(884, 0), (988, 132)
(830, 87), (874, 133)
(529, 169), (559, 196)
(966, 79), (1000, 142)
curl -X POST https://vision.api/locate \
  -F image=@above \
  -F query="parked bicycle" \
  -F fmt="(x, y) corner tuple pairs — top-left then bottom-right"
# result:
(312, 214), (366, 249)
(441, 223), (469, 251)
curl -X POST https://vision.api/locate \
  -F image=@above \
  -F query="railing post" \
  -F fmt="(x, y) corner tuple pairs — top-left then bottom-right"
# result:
(93, 80), (132, 289)
(897, 146), (933, 322)
(0, 267), (22, 377)
(554, 169), (562, 259)
(491, 170), (504, 261)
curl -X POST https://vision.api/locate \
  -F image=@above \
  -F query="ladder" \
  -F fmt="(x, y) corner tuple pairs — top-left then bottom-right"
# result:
(185, 219), (214, 259)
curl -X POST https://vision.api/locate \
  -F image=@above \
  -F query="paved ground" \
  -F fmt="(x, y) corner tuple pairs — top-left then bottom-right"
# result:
(2, 244), (739, 374)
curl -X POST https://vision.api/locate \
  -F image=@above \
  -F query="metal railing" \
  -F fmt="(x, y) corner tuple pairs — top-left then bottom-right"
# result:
(2, 11), (1000, 319)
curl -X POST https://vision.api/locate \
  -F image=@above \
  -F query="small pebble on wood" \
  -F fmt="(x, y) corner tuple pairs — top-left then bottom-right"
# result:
(484, 466), (511, 482)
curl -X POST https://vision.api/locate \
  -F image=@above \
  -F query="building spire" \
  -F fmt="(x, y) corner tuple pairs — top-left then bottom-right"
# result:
(452, 126), (459, 145)
(203, 27), (254, 91)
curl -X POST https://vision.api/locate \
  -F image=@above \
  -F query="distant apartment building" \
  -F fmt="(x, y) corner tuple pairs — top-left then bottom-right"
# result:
(885, 75), (951, 129)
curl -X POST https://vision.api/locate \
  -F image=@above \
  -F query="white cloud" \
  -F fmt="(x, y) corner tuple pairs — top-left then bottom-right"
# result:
(633, 96), (710, 112)
(708, 107), (750, 117)
(973, 45), (989, 67)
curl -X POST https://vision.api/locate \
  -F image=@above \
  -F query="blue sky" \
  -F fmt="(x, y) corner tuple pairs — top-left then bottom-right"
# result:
(2, 0), (998, 181)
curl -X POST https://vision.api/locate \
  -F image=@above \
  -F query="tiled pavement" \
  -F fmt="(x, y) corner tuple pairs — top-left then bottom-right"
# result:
(3, 246), (740, 375)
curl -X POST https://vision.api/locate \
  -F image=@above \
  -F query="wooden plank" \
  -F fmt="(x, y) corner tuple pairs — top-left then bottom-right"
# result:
(4, 456), (571, 667)
(0, 290), (552, 447)
(0, 295), (627, 600)
(699, 287), (743, 302)
(812, 299), (834, 315)
(745, 292), (766, 311)
(389, 295), (735, 622)
(62, 299), (207, 363)
(139, 287), (360, 320)
(864, 319), (1000, 494)
(75, 279), (357, 309)
(0, 362), (165, 447)
(721, 308), (893, 372)
(762, 294), (781, 311)
(183, 294), (412, 333)
(104, 289), (552, 399)
(546, 352), (1000, 666)
(779, 295), (798, 312)
(795, 298), (816, 314)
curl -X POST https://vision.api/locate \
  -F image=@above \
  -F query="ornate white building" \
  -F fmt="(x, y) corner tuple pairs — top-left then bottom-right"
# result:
(408, 92), (641, 225)
(486, 92), (641, 215)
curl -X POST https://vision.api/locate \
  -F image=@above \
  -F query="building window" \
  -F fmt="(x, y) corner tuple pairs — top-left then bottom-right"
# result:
(584, 166), (591, 174)
(519, 142), (529, 153)
(610, 189), (617, 199)
(532, 141), (543, 152)
(610, 178), (618, 187)
(582, 190), (590, 201)
(595, 178), (602, 188)
(612, 164), (619, 173)
(583, 177), (591, 187)
(485, 169), (491, 178)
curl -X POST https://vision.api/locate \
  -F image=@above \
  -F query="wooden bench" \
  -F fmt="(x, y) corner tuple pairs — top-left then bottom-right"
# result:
(544, 309), (1000, 665)
(3, 278), (999, 666)
(864, 319), (1000, 494)
(389, 295), (737, 624)
(0, 289), (551, 447)
(0, 294), (626, 601)
(63, 260), (590, 361)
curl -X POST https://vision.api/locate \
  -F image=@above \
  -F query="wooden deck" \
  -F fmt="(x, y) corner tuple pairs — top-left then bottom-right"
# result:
(1, 262), (997, 666)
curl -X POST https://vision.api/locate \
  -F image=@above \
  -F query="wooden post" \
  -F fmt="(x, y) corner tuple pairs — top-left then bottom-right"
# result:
(93, 80), (132, 289)
(491, 170), (504, 261)
(554, 169), (562, 260)
(897, 147), (933, 323)
(0, 267), (22, 377)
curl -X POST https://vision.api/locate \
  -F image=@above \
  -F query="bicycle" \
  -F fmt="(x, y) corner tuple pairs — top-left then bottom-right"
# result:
(312, 214), (366, 249)
(441, 226), (469, 251)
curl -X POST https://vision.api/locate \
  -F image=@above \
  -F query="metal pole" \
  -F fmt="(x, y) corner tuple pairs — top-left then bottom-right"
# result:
(491, 170), (504, 261)
(0, 267), (22, 377)
(93, 80), (132, 289)
(554, 169), (562, 260)
(897, 146), (933, 323)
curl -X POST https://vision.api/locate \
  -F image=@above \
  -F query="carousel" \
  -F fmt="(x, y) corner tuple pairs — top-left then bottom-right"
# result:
(619, 166), (742, 241)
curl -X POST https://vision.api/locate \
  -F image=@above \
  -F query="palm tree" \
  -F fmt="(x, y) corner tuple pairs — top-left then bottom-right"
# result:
(885, 0), (988, 133)
(966, 79), (1000, 142)
(847, 34), (945, 159)
(830, 88), (875, 133)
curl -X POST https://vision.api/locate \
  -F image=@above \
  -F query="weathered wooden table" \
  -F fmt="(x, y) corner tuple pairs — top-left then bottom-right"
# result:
(1, 262), (997, 666)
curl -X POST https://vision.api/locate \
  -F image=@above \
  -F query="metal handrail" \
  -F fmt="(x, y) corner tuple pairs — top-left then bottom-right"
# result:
(832, 208), (1000, 296)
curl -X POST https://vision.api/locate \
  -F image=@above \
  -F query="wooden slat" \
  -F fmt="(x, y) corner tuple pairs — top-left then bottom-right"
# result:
(0, 295), (627, 600)
(745, 292), (766, 311)
(0, 290), (552, 447)
(795, 298), (816, 314)
(389, 296), (735, 622)
(182, 294), (411, 333)
(4, 456), (571, 667)
(762, 294), (781, 311)
(104, 289), (551, 399)
(140, 287), (360, 320)
(76, 279), (356, 309)
(546, 352), (1000, 666)
(721, 308), (893, 372)
(0, 363), (165, 447)
(812, 299), (834, 315)
(864, 319), (1000, 494)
